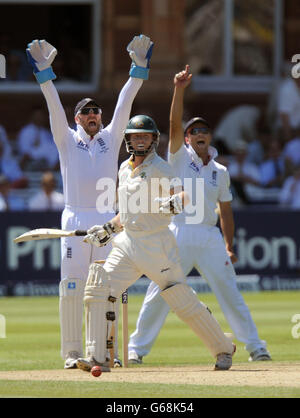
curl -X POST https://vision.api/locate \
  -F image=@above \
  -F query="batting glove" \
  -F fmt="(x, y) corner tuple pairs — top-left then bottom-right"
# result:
(26, 39), (57, 84)
(155, 195), (183, 216)
(127, 34), (154, 80)
(83, 222), (118, 247)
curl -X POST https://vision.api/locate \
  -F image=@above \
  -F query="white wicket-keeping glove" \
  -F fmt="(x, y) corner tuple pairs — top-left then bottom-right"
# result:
(127, 34), (154, 80)
(155, 195), (183, 216)
(83, 222), (119, 247)
(26, 39), (57, 84)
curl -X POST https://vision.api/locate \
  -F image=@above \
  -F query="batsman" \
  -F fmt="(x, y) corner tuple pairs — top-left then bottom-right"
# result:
(26, 35), (154, 369)
(77, 115), (236, 372)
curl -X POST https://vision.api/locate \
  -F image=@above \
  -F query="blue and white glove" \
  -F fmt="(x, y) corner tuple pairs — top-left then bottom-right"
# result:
(26, 39), (57, 84)
(127, 34), (154, 80)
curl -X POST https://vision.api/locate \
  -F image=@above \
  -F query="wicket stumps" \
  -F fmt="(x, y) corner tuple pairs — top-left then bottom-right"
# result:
(122, 289), (129, 368)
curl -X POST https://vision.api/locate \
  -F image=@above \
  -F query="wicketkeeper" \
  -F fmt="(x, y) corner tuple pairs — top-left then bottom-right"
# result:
(26, 35), (154, 369)
(77, 115), (236, 372)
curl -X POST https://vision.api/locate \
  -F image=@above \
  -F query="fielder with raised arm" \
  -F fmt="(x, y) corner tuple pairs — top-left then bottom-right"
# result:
(128, 66), (272, 364)
(26, 35), (154, 369)
(76, 114), (236, 373)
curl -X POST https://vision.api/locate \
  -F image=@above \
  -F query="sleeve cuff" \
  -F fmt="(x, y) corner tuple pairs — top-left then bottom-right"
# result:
(129, 64), (149, 80)
(34, 67), (56, 84)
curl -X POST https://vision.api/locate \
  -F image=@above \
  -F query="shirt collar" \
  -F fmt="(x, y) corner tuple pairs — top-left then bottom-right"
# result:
(76, 124), (102, 142)
(127, 150), (156, 173)
(186, 145), (218, 167)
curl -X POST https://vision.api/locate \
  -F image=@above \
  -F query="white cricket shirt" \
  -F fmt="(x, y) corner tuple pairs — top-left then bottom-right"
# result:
(40, 78), (143, 211)
(168, 144), (232, 226)
(118, 151), (176, 234)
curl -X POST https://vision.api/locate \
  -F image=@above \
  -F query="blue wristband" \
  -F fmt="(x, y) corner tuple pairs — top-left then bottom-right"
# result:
(34, 67), (56, 84)
(129, 64), (149, 80)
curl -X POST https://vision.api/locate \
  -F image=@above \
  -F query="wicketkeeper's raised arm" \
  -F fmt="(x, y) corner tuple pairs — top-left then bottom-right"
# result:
(26, 40), (69, 146)
(107, 35), (154, 143)
(169, 65), (193, 154)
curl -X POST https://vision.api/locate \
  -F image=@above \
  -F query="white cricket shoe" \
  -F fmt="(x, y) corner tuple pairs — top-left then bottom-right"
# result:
(76, 356), (111, 372)
(249, 347), (272, 362)
(214, 343), (236, 371)
(114, 358), (122, 367)
(128, 351), (143, 364)
(64, 351), (80, 369)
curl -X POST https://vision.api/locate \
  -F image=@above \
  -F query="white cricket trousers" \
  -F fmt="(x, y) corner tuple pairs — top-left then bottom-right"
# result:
(103, 227), (186, 298)
(60, 206), (114, 359)
(129, 223), (265, 355)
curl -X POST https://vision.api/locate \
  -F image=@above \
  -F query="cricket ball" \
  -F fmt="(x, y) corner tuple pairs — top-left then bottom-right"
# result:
(91, 365), (102, 377)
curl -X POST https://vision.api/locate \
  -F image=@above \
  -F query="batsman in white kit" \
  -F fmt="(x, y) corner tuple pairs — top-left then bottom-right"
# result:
(128, 66), (272, 364)
(77, 114), (236, 372)
(26, 35), (154, 368)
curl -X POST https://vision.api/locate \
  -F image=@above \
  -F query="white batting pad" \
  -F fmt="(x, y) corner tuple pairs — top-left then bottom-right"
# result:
(161, 283), (233, 358)
(84, 262), (113, 363)
(59, 278), (85, 359)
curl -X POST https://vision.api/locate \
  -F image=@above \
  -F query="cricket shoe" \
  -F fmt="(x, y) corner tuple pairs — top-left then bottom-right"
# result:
(128, 351), (143, 365)
(248, 347), (272, 362)
(114, 358), (122, 368)
(214, 344), (236, 371)
(76, 356), (111, 372)
(64, 351), (80, 369)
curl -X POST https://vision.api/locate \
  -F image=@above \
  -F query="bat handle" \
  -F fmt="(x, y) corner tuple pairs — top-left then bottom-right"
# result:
(75, 230), (88, 236)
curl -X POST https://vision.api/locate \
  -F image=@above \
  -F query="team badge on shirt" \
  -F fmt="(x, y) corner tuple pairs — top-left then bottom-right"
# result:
(76, 140), (89, 151)
(97, 137), (109, 153)
(210, 170), (217, 187)
(189, 161), (200, 173)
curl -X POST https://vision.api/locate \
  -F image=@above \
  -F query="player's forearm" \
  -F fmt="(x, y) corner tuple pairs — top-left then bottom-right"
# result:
(219, 206), (235, 251)
(108, 213), (124, 232)
(169, 86), (185, 153)
(40, 81), (69, 142)
(109, 77), (143, 138)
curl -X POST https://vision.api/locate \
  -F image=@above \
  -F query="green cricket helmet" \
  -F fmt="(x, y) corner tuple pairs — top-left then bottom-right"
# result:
(124, 115), (160, 155)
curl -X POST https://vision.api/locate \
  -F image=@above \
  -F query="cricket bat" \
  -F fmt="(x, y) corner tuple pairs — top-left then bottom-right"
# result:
(13, 228), (87, 243)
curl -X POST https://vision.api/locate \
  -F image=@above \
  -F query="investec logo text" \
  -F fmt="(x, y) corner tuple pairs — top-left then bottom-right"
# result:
(235, 228), (300, 270)
(0, 54), (6, 78)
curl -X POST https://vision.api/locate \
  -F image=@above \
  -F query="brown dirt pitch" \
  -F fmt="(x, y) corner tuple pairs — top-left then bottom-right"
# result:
(0, 362), (299, 388)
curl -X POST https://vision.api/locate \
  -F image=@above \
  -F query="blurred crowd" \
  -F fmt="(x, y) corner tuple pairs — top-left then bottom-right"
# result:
(209, 69), (300, 209)
(1, 69), (300, 212)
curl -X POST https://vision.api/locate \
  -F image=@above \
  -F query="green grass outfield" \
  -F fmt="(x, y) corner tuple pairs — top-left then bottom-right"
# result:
(0, 291), (300, 399)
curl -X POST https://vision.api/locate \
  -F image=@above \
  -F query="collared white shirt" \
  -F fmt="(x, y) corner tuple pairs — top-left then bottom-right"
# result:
(17, 123), (59, 168)
(282, 137), (300, 165)
(278, 78), (300, 128)
(40, 78), (143, 210)
(28, 190), (65, 211)
(0, 155), (24, 182)
(168, 144), (232, 226)
(214, 105), (260, 152)
(279, 177), (300, 208)
(118, 151), (176, 233)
